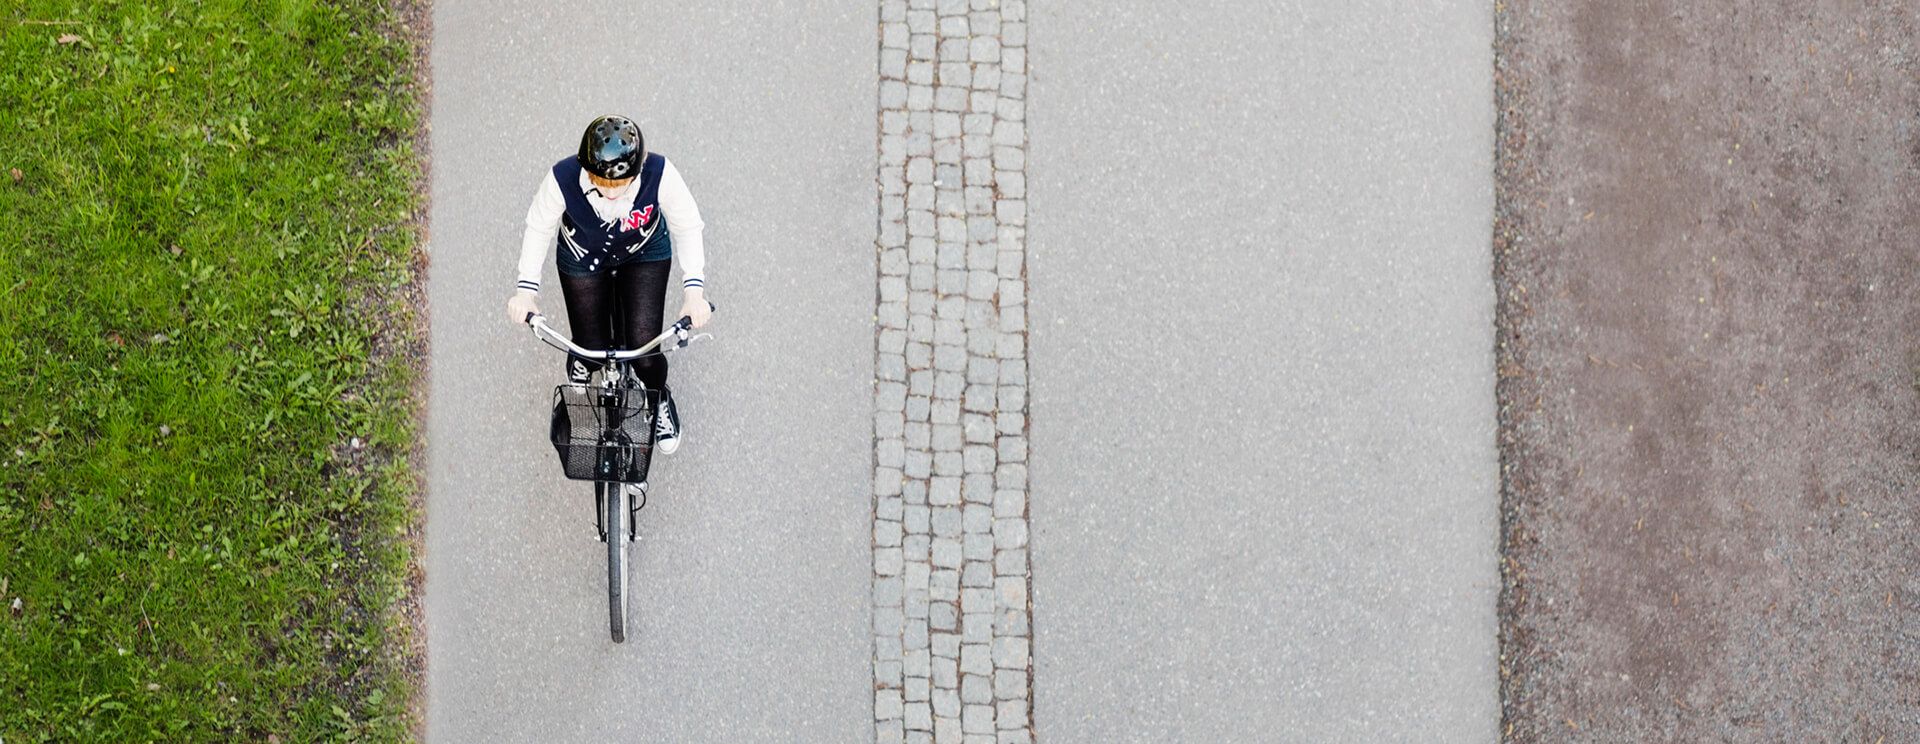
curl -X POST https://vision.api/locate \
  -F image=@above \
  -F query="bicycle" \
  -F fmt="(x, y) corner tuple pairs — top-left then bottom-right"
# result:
(524, 305), (712, 643)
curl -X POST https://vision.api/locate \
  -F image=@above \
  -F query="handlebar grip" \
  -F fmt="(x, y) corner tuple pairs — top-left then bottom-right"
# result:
(671, 303), (716, 331)
(524, 311), (537, 325)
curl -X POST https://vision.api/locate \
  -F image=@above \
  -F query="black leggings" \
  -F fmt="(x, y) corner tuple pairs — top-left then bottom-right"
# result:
(558, 259), (671, 389)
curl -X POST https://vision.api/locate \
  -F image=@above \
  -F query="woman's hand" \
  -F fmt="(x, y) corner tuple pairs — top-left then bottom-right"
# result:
(506, 290), (541, 325)
(679, 287), (712, 329)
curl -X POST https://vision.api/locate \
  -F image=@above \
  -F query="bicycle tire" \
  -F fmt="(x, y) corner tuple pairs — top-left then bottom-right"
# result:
(604, 480), (628, 643)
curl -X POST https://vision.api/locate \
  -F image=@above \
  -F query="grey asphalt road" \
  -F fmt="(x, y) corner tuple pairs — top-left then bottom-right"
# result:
(421, 2), (875, 742)
(1026, 2), (1499, 741)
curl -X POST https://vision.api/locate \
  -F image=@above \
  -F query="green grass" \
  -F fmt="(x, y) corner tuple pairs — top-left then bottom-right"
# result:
(0, 1), (425, 740)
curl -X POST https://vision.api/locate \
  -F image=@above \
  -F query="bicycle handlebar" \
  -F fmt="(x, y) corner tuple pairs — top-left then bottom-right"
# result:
(526, 302), (715, 361)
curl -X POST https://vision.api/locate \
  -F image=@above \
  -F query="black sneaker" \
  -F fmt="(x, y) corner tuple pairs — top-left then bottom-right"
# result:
(567, 357), (592, 384)
(654, 390), (682, 454)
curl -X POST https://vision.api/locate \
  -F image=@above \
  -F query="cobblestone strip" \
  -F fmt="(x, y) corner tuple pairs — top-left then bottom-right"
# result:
(872, 1), (1033, 742)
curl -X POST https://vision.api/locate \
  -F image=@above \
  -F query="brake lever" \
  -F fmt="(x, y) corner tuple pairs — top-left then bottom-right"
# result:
(666, 331), (714, 352)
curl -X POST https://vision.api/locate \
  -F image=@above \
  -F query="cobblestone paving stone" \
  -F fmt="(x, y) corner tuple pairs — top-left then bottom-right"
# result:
(873, 0), (1034, 742)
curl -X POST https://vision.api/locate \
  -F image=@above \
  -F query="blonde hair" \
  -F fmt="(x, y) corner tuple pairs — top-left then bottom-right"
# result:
(587, 171), (635, 189)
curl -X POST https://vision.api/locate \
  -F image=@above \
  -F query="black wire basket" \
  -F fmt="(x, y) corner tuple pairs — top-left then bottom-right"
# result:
(549, 383), (656, 483)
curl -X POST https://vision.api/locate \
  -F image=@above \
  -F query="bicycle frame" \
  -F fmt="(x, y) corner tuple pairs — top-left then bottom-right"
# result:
(589, 365), (648, 542)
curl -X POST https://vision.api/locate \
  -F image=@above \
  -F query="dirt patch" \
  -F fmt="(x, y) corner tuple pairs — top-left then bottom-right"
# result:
(1496, 2), (1920, 741)
(378, 0), (433, 738)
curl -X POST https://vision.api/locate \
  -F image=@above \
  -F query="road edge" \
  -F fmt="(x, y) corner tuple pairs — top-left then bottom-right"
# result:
(384, 0), (434, 738)
(1492, 0), (1545, 739)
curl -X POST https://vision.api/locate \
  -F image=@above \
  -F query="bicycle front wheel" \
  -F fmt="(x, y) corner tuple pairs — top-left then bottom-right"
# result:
(603, 481), (628, 643)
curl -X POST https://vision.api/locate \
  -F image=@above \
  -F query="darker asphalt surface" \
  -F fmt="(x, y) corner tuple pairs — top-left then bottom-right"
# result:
(421, 2), (877, 741)
(1025, 1), (1499, 741)
(1495, 3), (1920, 741)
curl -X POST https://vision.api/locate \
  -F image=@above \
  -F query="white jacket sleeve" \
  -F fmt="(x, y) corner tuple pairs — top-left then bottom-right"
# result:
(516, 172), (566, 294)
(657, 158), (707, 290)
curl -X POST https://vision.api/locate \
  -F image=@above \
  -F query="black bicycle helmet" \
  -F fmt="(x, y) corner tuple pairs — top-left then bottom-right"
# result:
(577, 115), (645, 179)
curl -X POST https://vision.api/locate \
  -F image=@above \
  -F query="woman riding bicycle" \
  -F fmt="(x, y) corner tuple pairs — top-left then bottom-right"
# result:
(505, 115), (711, 454)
